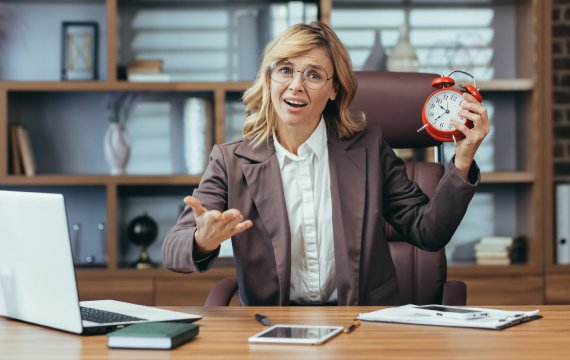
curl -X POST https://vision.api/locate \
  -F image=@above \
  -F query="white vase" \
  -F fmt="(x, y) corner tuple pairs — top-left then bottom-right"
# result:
(103, 123), (130, 175)
(183, 98), (213, 175)
(387, 24), (420, 72)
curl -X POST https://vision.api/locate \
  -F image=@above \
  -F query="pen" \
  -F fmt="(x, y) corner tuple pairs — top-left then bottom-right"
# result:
(255, 313), (270, 326)
(344, 320), (361, 334)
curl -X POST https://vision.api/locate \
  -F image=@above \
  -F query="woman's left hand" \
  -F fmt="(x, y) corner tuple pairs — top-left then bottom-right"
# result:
(450, 92), (491, 179)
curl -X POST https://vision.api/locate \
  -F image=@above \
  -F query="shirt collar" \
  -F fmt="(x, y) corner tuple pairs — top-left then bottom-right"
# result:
(273, 117), (328, 169)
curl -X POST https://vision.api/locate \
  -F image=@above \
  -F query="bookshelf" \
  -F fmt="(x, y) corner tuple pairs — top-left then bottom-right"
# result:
(542, 0), (570, 304)
(0, 0), (553, 305)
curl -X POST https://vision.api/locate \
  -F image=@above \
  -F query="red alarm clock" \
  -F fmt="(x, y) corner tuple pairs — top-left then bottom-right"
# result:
(418, 70), (482, 143)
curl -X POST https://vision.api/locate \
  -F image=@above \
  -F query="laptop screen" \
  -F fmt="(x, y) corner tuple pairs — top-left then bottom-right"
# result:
(0, 190), (84, 333)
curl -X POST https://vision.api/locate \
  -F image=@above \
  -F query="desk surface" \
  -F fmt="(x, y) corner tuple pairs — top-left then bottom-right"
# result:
(1, 306), (569, 360)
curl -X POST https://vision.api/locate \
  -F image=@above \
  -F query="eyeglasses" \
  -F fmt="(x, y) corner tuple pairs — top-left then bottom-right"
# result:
(269, 60), (334, 90)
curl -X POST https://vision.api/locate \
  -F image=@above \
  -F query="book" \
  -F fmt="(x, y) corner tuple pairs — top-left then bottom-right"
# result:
(107, 322), (199, 350)
(127, 66), (162, 74)
(127, 59), (163, 77)
(474, 249), (510, 258)
(357, 304), (541, 330)
(476, 258), (511, 266)
(475, 244), (512, 252)
(15, 125), (36, 176)
(556, 184), (570, 264)
(128, 59), (163, 69)
(127, 73), (171, 82)
(478, 236), (516, 246)
(9, 124), (22, 175)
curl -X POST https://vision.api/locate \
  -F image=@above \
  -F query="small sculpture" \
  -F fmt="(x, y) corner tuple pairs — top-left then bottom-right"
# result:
(127, 212), (158, 269)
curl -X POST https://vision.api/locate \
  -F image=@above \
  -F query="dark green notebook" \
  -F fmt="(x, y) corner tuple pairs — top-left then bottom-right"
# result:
(107, 322), (199, 349)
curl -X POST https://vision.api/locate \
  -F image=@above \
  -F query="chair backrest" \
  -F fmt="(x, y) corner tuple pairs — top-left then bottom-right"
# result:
(351, 71), (448, 305)
(351, 71), (441, 149)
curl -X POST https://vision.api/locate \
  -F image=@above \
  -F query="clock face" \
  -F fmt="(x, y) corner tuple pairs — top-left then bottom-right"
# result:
(424, 89), (466, 132)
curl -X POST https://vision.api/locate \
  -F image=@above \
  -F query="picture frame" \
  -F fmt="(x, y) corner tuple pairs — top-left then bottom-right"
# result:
(61, 21), (98, 80)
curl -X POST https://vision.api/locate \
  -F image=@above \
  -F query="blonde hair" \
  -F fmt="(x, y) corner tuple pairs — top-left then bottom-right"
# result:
(242, 22), (366, 148)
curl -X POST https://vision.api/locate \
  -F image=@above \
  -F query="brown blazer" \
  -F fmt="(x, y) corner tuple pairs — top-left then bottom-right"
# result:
(162, 126), (479, 306)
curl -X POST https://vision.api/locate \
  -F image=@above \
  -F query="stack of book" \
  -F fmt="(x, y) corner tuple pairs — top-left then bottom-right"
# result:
(474, 236), (525, 265)
(127, 59), (171, 82)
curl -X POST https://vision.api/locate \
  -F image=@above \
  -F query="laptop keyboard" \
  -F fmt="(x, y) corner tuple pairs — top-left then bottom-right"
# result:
(80, 306), (147, 324)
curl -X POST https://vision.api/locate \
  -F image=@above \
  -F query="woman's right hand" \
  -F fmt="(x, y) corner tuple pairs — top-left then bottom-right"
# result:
(184, 196), (253, 255)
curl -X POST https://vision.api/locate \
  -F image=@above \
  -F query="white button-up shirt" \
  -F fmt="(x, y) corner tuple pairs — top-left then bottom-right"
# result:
(273, 118), (337, 304)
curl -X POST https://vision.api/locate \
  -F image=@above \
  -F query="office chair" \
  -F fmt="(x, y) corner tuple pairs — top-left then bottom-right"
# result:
(205, 71), (467, 306)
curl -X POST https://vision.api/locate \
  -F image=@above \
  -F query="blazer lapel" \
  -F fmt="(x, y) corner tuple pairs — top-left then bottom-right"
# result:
(237, 140), (291, 305)
(328, 133), (367, 305)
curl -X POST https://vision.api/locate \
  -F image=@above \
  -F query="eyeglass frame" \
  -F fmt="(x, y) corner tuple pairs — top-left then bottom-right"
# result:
(268, 59), (335, 90)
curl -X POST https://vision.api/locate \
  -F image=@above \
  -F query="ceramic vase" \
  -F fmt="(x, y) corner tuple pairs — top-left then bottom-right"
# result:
(103, 122), (130, 175)
(387, 24), (420, 72)
(183, 98), (213, 175)
(363, 30), (387, 71)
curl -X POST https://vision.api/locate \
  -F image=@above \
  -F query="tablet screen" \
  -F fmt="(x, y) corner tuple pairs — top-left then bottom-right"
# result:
(248, 325), (344, 344)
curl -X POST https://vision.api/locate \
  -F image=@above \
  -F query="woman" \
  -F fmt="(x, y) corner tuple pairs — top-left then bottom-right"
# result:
(162, 22), (489, 306)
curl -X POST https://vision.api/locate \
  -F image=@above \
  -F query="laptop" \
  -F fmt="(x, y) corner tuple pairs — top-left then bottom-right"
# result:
(0, 190), (201, 335)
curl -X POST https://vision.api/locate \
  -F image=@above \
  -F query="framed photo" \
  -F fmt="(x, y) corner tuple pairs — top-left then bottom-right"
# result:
(61, 22), (98, 80)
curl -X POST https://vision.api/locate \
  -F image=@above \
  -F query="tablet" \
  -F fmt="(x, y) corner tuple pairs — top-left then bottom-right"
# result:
(409, 305), (488, 320)
(248, 325), (344, 345)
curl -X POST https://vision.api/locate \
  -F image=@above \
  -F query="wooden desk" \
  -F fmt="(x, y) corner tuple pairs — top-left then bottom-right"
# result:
(1, 306), (569, 359)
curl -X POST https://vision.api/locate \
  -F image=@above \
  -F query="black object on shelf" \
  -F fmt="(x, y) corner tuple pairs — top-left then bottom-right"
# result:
(127, 212), (159, 269)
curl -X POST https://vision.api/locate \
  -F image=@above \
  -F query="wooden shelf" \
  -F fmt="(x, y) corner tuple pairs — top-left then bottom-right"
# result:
(478, 79), (534, 92)
(0, 172), (532, 186)
(0, 81), (252, 92)
(76, 259), (235, 279)
(0, 80), (531, 93)
(449, 263), (542, 277)
(480, 172), (534, 183)
(553, 175), (570, 183)
(0, 175), (203, 186)
(544, 264), (570, 274)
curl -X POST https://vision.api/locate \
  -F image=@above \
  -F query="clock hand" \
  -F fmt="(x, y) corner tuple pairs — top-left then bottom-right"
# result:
(432, 111), (446, 122)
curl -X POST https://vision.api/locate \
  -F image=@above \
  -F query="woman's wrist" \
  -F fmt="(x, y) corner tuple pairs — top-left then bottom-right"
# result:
(193, 231), (218, 257)
(454, 155), (473, 180)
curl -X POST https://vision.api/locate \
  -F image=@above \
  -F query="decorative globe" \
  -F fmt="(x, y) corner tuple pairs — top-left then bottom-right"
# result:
(127, 213), (158, 248)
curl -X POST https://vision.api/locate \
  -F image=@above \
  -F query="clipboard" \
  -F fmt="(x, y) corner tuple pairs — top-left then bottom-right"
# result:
(357, 304), (542, 330)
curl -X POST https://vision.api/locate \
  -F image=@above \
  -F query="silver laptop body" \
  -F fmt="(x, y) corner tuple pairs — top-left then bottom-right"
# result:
(0, 190), (201, 334)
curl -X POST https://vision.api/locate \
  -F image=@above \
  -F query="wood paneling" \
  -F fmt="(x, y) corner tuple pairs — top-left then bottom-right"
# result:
(463, 275), (544, 305)
(76, 266), (237, 306)
(77, 278), (154, 306)
(155, 267), (237, 306)
(546, 274), (570, 304)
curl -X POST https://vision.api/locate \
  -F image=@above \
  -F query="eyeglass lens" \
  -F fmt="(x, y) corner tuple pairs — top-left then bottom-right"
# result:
(270, 60), (330, 90)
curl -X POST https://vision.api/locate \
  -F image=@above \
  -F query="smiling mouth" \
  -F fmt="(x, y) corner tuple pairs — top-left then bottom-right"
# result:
(284, 99), (307, 108)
